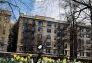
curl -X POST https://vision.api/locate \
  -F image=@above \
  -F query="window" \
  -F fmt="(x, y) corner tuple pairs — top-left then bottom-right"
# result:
(54, 23), (57, 27)
(65, 50), (67, 55)
(47, 21), (52, 26)
(32, 21), (35, 26)
(0, 16), (1, 21)
(20, 47), (23, 51)
(81, 39), (84, 44)
(47, 29), (51, 33)
(47, 35), (51, 39)
(38, 21), (43, 26)
(78, 39), (81, 47)
(86, 52), (90, 57)
(81, 29), (84, 32)
(38, 27), (42, 31)
(80, 52), (84, 56)
(65, 44), (67, 48)
(31, 27), (35, 33)
(53, 49), (57, 54)
(82, 52), (84, 56)
(54, 30), (56, 33)
(3, 24), (6, 34)
(86, 40), (90, 44)
(46, 49), (51, 53)
(57, 32), (61, 37)
(54, 44), (56, 47)
(54, 37), (56, 40)
(86, 29), (90, 32)
(3, 29), (5, 34)
(46, 42), (51, 46)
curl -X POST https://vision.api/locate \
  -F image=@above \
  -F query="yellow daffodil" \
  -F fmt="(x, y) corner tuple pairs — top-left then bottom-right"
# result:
(28, 56), (30, 59)
(16, 55), (20, 60)
(29, 54), (32, 57)
(62, 58), (67, 63)
(20, 57), (24, 61)
(13, 54), (17, 58)
(24, 58), (27, 61)
(42, 57), (54, 62)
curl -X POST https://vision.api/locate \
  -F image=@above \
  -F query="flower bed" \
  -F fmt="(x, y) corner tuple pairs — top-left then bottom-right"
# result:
(0, 54), (84, 63)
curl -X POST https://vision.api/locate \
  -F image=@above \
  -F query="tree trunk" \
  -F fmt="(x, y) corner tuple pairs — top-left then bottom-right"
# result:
(90, 8), (92, 61)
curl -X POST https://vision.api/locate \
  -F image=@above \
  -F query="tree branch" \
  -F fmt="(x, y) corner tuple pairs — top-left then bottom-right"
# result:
(74, 7), (88, 14)
(72, 0), (92, 8)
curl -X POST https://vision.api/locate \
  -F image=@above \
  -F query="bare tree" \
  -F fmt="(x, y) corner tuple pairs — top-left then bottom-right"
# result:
(63, 0), (79, 61)
(71, 0), (92, 61)
(60, 0), (92, 62)
(60, 0), (92, 60)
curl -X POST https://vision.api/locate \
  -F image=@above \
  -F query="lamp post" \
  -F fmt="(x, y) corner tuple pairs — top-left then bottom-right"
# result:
(38, 45), (42, 50)
(33, 45), (43, 63)
(37, 45), (43, 63)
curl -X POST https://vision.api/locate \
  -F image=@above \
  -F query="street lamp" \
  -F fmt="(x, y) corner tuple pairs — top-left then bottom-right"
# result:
(37, 45), (43, 63)
(33, 45), (43, 63)
(38, 45), (42, 50)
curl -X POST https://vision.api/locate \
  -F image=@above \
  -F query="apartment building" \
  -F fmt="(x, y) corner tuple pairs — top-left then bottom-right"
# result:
(16, 14), (65, 55)
(62, 22), (92, 60)
(0, 9), (11, 51)
(17, 14), (36, 53)
(77, 25), (92, 60)
(7, 22), (19, 52)
(62, 23), (70, 58)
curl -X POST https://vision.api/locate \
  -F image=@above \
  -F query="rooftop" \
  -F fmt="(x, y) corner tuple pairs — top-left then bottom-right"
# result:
(19, 13), (66, 23)
(0, 9), (11, 16)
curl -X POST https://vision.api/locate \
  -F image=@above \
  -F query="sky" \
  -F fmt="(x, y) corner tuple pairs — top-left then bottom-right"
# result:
(0, 0), (66, 23)
(0, 0), (35, 23)
(32, 0), (65, 20)
(0, 0), (90, 25)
